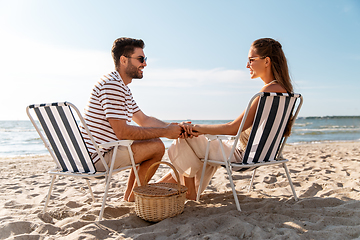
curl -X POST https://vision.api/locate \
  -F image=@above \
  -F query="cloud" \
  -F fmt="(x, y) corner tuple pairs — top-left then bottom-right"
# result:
(0, 34), (113, 79)
(140, 67), (250, 88)
(0, 33), (259, 120)
(146, 68), (247, 83)
(1, 33), (252, 88)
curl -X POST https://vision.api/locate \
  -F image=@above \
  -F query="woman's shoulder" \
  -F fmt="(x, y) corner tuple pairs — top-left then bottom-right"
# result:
(260, 82), (287, 93)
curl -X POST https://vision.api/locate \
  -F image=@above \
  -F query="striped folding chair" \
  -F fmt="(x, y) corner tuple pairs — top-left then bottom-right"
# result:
(196, 92), (303, 211)
(26, 102), (141, 221)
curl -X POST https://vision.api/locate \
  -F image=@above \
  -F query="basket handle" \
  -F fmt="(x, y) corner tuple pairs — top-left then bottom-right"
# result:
(144, 161), (182, 194)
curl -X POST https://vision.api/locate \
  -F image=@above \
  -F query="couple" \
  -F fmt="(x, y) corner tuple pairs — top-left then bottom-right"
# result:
(81, 37), (294, 202)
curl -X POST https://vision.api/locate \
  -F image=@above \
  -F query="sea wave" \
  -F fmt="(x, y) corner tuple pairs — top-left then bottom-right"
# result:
(0, 128), (36, 132)
(293, 122), (312, 127)
(287, 139), (360, 145)
(299, 116), (360, 120)
(294, 127), (360, 133)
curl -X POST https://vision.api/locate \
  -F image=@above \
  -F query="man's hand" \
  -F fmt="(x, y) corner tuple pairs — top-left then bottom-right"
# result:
(179, 122), (200, 138)
(164, 123), (183, 139)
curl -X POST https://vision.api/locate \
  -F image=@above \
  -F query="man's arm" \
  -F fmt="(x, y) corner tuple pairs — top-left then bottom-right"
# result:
(132, 110), (169, 128)
(108, 110), (181, 140)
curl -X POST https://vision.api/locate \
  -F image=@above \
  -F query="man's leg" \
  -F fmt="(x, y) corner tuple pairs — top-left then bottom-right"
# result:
(124, 138), (165, 202)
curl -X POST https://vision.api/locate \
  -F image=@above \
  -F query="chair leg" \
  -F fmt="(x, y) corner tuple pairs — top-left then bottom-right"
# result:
(282, 163), (298, 201)
(225, 163), (241, 211)
(85, 179), (96, 202)
(219, 141), (241, 211)
(44, 175), (56, 212)
(98, 146), (118, 221)
(249, 169), (257, 192)
(196, 141), (211, 202)
(99, 176), (112, 221)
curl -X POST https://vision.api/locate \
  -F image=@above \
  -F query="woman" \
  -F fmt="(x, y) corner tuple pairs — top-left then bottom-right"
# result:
(160, 38), (294, 200)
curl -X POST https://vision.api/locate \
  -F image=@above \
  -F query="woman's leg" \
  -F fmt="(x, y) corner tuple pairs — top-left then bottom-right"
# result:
(174, 136), (236, 199)
(183, 176), (197, 200)
(157, 171), (178, 183)
(163, 136), (237, 200)
(165, 136), (213, 200)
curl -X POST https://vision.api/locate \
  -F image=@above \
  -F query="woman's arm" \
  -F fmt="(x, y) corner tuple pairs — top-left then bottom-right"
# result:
(185, 83), (288, 137)
(196, 84), (288, 136)
(183, 96), (260, 136)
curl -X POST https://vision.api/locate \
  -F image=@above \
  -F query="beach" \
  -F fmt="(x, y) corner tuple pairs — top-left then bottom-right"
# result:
(1, 141), (360, 239)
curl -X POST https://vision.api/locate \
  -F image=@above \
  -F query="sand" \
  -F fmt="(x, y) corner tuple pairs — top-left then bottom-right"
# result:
(0, 141), (360, 240)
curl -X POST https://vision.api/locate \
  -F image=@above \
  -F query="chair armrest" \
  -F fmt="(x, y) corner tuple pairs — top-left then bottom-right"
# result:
(98, 140), (134, 149)
(205, 134), (236, 141)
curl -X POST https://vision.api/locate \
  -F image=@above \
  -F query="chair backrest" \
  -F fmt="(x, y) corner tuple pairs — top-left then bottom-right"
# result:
(241, 92), (302, 164)
(26, 102), (96, 173)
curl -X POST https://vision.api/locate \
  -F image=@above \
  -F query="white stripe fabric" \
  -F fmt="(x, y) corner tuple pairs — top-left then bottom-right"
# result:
(267, 96), (286, 159)
(31, 102), (96, 173)
(62, 107), (91, 172)
(242, 93), (298, 164)
(269, 96), (296, 158)
(256, 96), (281, 161)
(39, 106), (72, 171)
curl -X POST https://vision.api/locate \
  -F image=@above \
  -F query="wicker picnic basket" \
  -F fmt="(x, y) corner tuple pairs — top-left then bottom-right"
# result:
(133, 161), (188, 222)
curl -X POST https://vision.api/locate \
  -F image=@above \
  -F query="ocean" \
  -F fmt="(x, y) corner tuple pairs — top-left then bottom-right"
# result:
(0, 117), (359, 157)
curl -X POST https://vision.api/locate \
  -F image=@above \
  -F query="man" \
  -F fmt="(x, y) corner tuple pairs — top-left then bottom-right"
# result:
(81, 37), (182, 201)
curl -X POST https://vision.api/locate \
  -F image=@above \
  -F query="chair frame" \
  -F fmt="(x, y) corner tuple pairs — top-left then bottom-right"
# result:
(26, 102), (141, 221)
(196, 92), (303, 211)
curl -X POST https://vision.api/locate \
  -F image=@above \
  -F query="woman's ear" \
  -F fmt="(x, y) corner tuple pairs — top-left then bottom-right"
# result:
(265, 56), (271, 67)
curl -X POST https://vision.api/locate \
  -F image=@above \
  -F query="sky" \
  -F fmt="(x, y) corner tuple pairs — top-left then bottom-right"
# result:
(0, 0), (359, 120)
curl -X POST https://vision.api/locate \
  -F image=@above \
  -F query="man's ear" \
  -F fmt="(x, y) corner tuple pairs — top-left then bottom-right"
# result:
(120, 55), (127, 66)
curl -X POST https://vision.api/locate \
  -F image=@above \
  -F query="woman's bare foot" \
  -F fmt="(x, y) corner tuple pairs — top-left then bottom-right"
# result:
(186, 191), (197, 200)
(157, 172), (177, 183)
(183, 176), (197, 200)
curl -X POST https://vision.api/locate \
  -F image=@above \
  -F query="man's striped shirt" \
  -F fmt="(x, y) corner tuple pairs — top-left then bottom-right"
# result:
(81, 71), (140, 163)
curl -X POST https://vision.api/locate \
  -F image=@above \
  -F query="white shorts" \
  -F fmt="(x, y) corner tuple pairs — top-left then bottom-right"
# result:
(94, 146), (132, 172)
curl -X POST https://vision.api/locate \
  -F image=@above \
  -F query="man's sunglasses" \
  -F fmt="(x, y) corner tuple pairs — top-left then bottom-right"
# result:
(125, 56), (147, 63)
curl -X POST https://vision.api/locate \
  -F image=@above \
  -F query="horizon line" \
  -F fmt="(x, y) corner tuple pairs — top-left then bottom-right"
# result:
(2, 115), (360, 121)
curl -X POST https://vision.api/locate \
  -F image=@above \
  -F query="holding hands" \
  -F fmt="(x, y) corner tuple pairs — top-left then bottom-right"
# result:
(179, 122), (200, 139)
(164, 121), (202, 139)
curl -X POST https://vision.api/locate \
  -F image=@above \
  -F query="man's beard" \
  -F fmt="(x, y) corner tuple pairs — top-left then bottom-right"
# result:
(125, 61), (143, 79)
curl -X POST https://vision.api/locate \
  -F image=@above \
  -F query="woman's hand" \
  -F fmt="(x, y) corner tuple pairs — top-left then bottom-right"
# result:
(179, 122), (201, 138)
(179, 121), (192, 138)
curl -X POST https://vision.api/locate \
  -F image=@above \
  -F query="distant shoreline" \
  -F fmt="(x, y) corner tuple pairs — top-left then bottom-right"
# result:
(1, 140), (359, 159)
(1, 115), (360, 121)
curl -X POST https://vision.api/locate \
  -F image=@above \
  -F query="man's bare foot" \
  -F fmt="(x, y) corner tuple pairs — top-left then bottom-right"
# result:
(124, 188), (131, 201)
(127, 192), (135, 202)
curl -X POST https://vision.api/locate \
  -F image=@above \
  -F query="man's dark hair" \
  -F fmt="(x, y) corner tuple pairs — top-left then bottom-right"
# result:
(112, 37), (145, 69)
